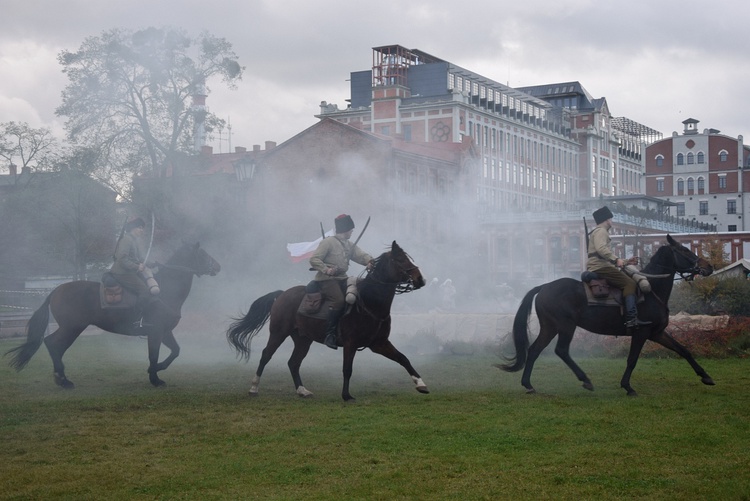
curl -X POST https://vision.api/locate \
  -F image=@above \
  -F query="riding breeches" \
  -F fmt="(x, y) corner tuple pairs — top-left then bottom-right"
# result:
(317, 279), (347, 311)
(589, 266), (637, 296)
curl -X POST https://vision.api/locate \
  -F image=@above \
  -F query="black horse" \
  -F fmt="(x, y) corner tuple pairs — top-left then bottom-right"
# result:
(226, 241), (428, 401)
(500, 234), (715, 396)
(6, 242), (221, 388)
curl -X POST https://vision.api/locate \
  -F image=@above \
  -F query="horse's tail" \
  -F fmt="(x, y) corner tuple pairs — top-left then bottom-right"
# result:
(498, 285), (542, 372)
(226, 290), (284, 361)
(5, 293), (52, 371)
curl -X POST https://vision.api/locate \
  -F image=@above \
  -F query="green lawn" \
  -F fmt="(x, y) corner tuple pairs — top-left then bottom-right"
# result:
(1, 333), (748, 500)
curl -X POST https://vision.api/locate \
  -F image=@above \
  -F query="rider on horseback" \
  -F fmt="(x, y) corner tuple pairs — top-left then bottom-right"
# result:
(309, 214), (374, 349)
(109, 217), (160, 309)
(587, 206), (651, 329)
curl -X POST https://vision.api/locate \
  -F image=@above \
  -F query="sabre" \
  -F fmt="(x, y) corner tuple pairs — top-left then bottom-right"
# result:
(143, 212), (155, 266)
(351, 216), (370, 250)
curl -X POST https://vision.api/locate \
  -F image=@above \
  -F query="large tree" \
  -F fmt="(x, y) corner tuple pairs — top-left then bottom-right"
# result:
(55, 27), (243, 199)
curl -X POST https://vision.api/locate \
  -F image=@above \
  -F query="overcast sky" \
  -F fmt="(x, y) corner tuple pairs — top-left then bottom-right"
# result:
(2, 0), (748, 160)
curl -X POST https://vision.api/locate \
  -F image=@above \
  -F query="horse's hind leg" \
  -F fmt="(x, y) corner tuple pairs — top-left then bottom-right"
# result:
(368, 340), (429, 397)
(554, 329), (594, 391)
(287, 336), (314, 397)
(248, 331), (287, 396)
(44, 326), (85, 389)
(650, 330), (715, 386)
(521, 320), (557, 393)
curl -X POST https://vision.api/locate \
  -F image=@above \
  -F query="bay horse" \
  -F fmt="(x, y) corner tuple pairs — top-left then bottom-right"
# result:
(500, 234), (715, 396)
(6, 242), (221, 388)
(226, 240), (428, 401)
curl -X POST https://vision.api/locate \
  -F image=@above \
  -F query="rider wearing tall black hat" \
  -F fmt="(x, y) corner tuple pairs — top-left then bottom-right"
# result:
(587, 206), (651, 328)
(309, 214), (374, 349)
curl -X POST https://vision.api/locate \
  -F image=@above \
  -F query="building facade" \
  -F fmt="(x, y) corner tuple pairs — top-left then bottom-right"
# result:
(645, 118), (750, 232)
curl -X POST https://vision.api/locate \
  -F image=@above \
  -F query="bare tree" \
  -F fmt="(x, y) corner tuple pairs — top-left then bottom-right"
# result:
(0, 121), (59, 172)
(55, 26), (244, 199)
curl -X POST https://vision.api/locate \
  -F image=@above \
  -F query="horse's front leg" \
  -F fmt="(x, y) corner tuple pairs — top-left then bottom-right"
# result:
(341, 344), (357, 401)
(369, 340), (429, 395)
(154, 330), (180, 372)
(649, 330), (715, 386)
(146, 329), (166, 387)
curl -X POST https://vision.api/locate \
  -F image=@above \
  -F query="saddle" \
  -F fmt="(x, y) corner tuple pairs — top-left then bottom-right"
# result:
(297, 278), (358, 320)
(99, 272), (138, 309)
(580, 271), (623, 307)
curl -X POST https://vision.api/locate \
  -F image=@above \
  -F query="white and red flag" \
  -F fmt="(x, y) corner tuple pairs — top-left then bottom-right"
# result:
(286, 229), (334, 263)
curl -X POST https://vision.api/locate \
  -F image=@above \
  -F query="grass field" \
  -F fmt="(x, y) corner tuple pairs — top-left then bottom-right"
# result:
(1, 331), (748, 500)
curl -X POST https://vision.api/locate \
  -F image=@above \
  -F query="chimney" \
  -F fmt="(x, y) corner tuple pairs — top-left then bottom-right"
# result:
(253, 145), (261, 152)
(265, 141), (277, 150)
(9, 163), (17, 176)
(235, 146), (247, 153)
(201, 145), (213, 156)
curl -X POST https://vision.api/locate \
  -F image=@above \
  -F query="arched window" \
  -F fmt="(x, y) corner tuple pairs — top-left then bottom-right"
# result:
(677, 178), (684, 195)
(687, 152), (694, 164)
(719, 150), (728, 162)
(697, 152), (705, 164)
(655, 154), (664, 167)
(697, 177), (705, 194)
(677, 153), (684, 165)
(687, 177), (694, 194)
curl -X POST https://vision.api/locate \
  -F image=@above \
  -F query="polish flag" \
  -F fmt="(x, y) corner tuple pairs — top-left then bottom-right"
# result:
(287, 230), (334, 263)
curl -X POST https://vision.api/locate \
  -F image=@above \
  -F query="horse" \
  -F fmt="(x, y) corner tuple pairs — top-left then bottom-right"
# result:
(226, 240), (428, 401)
(6, 242), (221, 388)
(499, 234), (715, 396)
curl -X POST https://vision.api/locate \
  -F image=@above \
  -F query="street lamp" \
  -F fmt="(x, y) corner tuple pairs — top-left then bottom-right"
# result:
(234, 157), (256, 183)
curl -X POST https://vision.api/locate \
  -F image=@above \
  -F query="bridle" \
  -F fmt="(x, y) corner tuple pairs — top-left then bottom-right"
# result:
(362, 255), (422, 294)
(649, 246), (705, 282)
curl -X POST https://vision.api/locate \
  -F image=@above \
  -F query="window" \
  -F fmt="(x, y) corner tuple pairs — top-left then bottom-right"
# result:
(687, 152), (694, 164)
(697, 152), (705, 164)
(676, 202), (685, 216)
(719, 176), (727, 189)
(698, 177), (705, 194)
(381, 126), (390, 136)
(655, 155), (664, 167)
(719, 150), (728, 162)
(687, 177), (694, 194)
(677, 178), (684, 195)
(677, 153), (684, 165)
(728, 199), (737, 214)
(699, 201), (709, 215)
(403, 124), (412, 142)
(728, 225), (737, 232)
(656, 178), (664, 192)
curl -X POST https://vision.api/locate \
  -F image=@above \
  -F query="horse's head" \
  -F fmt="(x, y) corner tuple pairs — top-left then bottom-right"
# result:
(370, 241), (425, 293)
(168, 242), (222, 277)
(667, 234), (713, 279)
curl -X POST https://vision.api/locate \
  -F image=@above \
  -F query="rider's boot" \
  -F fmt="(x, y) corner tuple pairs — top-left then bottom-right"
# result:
(624, 294), (652, 328)
(323, 308), (344, 349)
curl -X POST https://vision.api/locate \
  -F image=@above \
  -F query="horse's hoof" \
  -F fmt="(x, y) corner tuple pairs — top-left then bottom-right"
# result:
(416, 386), (430, 394)
(626, 389), (638, 397)
(296, 386), (314, 398)
(149, 378), (166, 387)
(701, 376), (716, 386)
(525, 387), (536, 394)
(54, 373), (75, 389)
(582, 382), (594, 391)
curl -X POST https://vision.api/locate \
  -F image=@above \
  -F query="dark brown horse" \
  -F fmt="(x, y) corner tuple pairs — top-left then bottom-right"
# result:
(500, 235), (715, 396)
(6, 242), (221, 388)
(227, 241), (428, 401)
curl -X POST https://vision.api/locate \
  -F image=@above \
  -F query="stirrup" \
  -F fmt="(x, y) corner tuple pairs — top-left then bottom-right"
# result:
(324, 333), (338, 350)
